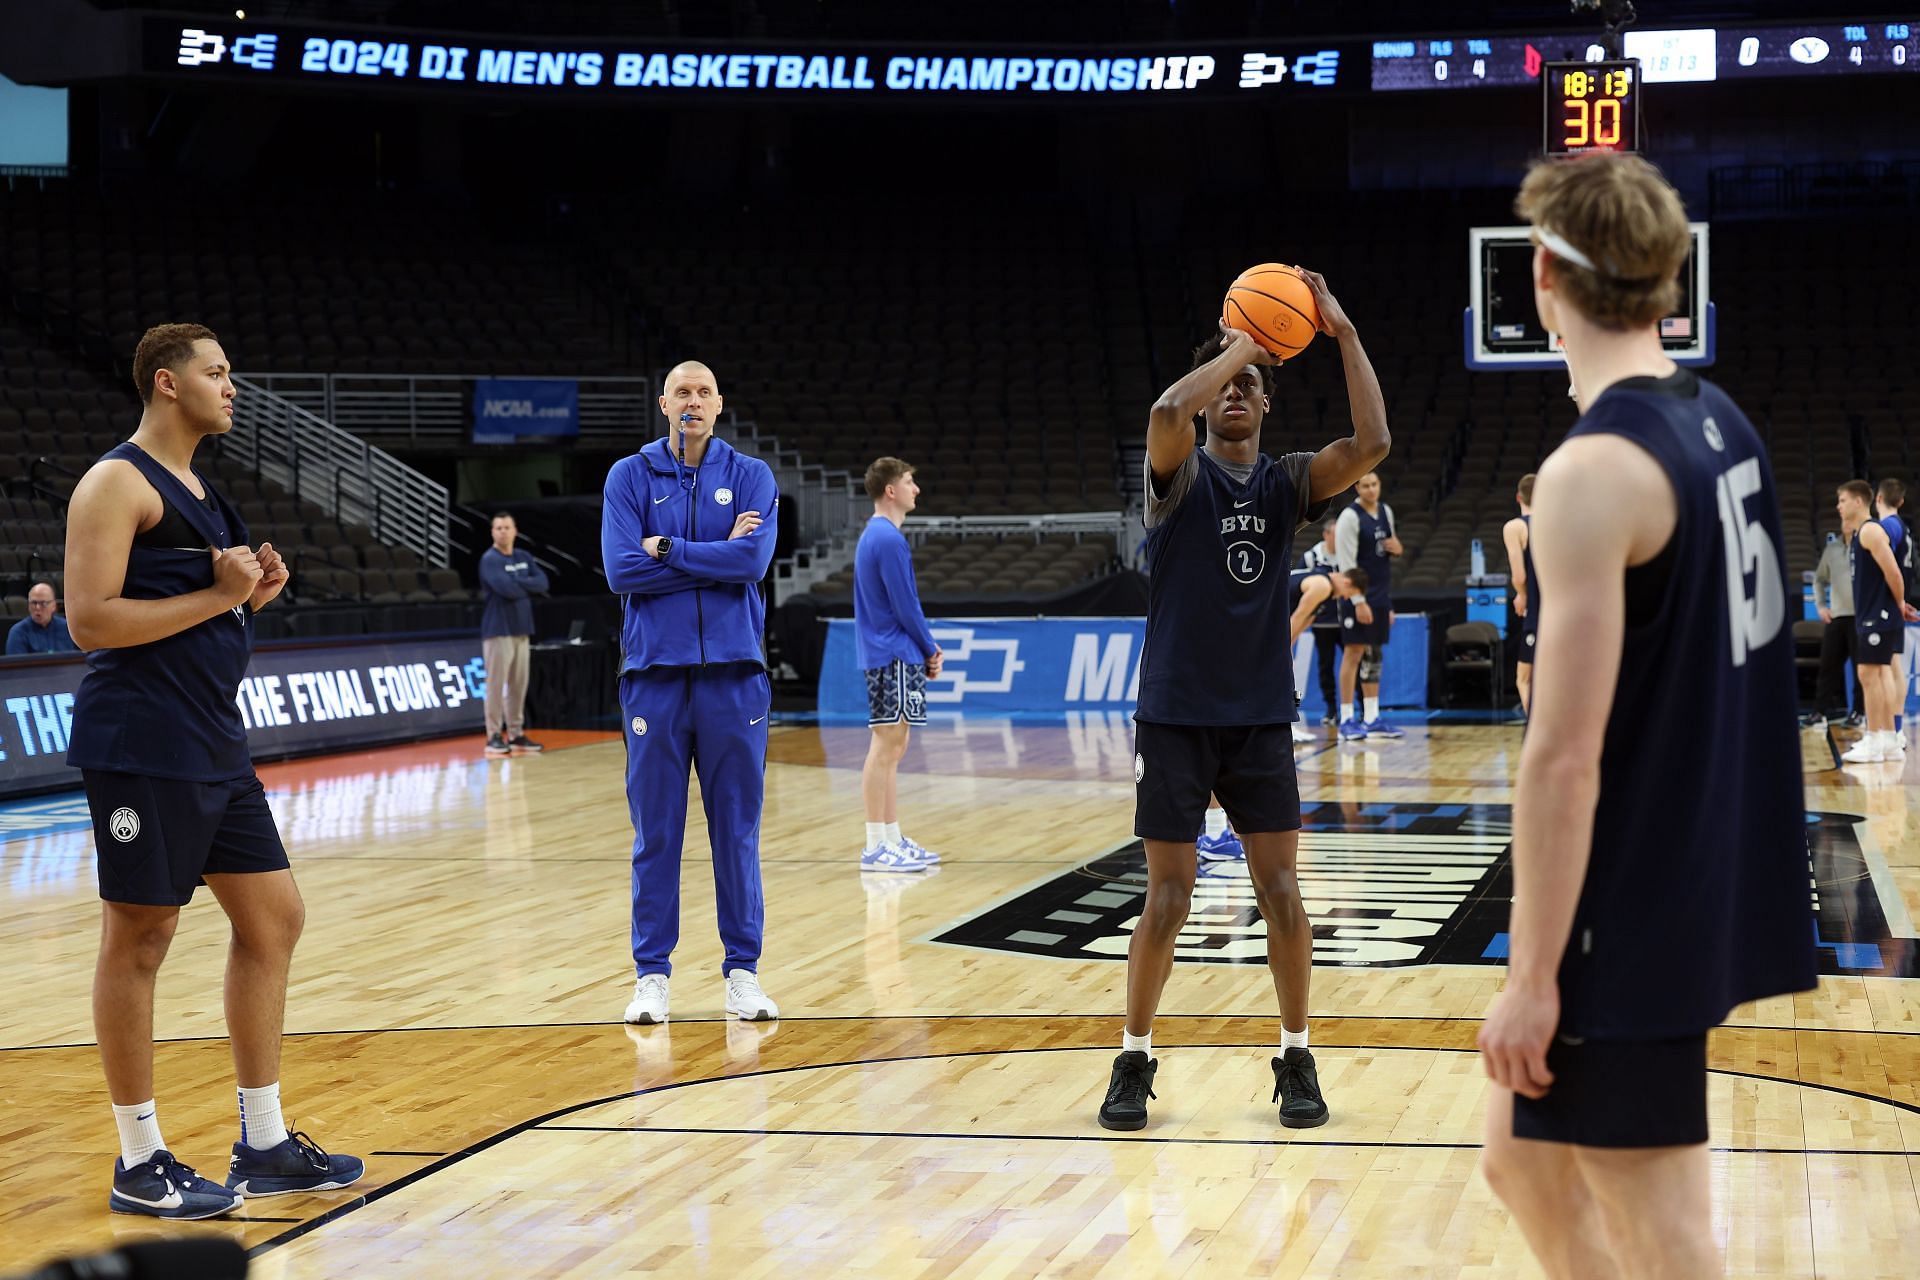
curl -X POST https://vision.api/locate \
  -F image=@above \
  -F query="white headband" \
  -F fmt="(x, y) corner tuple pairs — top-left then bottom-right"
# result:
(1535, 226), (1600, 273)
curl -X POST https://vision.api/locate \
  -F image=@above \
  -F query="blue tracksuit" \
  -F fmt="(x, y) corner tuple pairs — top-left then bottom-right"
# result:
(602, 435), (779, 977)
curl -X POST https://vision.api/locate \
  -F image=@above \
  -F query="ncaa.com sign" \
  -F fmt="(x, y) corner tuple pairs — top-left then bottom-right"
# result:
(471, 377), (579, 442)
(819, 617), (1143, 717)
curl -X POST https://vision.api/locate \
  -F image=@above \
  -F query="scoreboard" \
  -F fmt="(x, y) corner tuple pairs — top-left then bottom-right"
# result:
(1543, 61), (1640, 156)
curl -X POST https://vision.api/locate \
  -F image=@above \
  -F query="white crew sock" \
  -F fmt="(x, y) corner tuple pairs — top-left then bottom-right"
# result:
(883, 822), (903, 847)
(1281, 1025), (1310, 1053)
(239, 1082), (288, 1151)
(865, 821), (887, 849)
(1364, 695), (1381, 722)
(1203, 808), (1229, 838)
(1122, 1030), (1152, 1057)
(1341, 702), (1355, 724)
(113, 1100), (167, 1167)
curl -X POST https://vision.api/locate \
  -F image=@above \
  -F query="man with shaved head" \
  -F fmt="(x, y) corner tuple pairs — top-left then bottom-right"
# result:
(603, 360), (782, 1026)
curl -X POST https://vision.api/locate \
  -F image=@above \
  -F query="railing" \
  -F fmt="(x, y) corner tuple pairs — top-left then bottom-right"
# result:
(245, 373), (658, 447)
(773, 509), (1132, 598)
(231, 376), (451, 568)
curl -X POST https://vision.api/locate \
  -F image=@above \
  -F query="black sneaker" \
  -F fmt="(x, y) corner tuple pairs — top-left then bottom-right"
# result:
(1097, 1050), (1157, 1131)
(508, 734), (545, 754)
(1799, 713), (1828, 730)
(484, 734), (510, 758)
(1271, 1048), (1329, 1129)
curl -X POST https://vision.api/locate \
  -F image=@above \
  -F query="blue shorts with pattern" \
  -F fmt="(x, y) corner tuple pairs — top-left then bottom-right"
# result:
(865, 660), (929, 727)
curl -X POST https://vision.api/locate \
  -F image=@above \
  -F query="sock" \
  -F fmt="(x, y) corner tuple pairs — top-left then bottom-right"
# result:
(1203, 808), (1228, 838)
(1281, 1025), (1310, 1053)
(113, 1100), (167, 1167)
(1122, 1030), (1152, 1057)
(866, 821), (886, 848)
(883, 822), (903, 847)
(1341, 702), (1355, 724)
(1364, 695), (1381, 722)
(239, 1082), (288, 1151)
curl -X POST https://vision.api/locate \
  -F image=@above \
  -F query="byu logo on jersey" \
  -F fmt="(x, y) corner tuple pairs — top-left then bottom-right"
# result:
(109, 807), (141, 843)
(714, 488), (734, 506)
(1219, 514), (1268, 584)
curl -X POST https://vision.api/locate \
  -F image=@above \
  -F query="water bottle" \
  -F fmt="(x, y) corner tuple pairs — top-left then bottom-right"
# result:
(1470, 538), (1487, 580)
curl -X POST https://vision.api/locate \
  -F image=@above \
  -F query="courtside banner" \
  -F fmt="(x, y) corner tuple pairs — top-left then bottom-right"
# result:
(472, 378), (579, 442)
(818, 616), (1429, 720)
(0, 637), (487, 799)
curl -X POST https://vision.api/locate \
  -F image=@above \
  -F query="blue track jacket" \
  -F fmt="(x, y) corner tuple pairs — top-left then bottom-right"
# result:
(602, 436), (778, 672)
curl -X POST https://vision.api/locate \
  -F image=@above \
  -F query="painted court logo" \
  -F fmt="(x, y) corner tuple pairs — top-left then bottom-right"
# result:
(934, 803), (1920, 977)
(108, 807), (141, 843)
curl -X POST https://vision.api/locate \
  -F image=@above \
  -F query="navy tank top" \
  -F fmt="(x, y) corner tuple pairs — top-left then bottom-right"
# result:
(1520, 514), (1540, 638)
(1350, 501), (1393, 601)
(66, 442), (256, 781)
(1137, 449), (1325, 726)
(1851, 515), (1904, 633)
(1554, 369), (1815, 1038)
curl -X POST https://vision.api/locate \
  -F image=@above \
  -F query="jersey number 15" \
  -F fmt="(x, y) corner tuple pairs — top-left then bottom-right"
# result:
(1715, 457), (1785, 667)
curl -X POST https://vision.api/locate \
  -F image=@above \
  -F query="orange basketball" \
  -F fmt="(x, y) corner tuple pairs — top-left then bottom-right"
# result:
(1222, 263), (1320, 358)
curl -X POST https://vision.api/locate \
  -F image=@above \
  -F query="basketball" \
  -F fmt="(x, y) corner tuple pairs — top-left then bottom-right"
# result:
(1222, 263), (1321, 358)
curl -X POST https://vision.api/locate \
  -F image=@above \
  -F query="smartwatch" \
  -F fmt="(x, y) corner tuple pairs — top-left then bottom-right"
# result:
(655, 536), (674, 560)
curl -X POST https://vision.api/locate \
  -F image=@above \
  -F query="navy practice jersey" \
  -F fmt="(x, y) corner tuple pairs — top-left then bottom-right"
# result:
(66, 443), (256, 781)
(1520, 514), (1540, 638)
(1136, 448), (1328, 725)
(1851, 514), (1905, 634)
(1347, 501), (1395, 602)
(1553, 369), (1815, 1038)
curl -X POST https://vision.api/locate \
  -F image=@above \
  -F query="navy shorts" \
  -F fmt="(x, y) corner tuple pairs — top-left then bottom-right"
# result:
(1133, 720), (1302, 841)
(1511, 1033), (1708, 1148)
(865, 660), (929, 726)
(1855, 619), (1904, 666)
(1337, 594), (1392, 648)
(83, 770), (290, 907)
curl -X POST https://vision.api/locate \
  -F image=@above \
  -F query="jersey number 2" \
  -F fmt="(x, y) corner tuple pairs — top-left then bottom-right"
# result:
(1714, 457), (1784, 667)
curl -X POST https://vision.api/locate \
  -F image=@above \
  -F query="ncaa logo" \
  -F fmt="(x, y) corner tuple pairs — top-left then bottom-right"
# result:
(1869, 633), (1883, 647)
(714, 488), (733, 506)
(632, 716), (649, 735)
(109, 807), (141, 843)
(1134, 753), (1145, 784)
(1702, 417), (1725, 452)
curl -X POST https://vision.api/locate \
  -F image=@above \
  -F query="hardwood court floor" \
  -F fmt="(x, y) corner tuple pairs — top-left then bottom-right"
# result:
(2, 719), (1917, 1277)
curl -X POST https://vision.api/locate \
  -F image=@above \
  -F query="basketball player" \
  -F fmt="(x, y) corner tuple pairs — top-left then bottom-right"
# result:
(603, 361), (781, 1025)
(64, 324), (363, 1218)
(1838, 480), (1908, 763)
(1477, 155), (1816, 1279)
(853, 457), (944, 872)
(1303, 520), (1343, 722)
(1289, 564), (1370, 742)
(1502, 474), (1539, 714)
(1877, 478), (1920, 627)
(1334, 473), (1403, 739)
(1100, 270), (1389, 1133)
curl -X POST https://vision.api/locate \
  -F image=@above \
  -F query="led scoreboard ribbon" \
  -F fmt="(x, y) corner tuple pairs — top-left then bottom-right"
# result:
(1372, 20), (1916, 89)
(1543, 61), (1639, 156)
(149, 21), (1358, 98)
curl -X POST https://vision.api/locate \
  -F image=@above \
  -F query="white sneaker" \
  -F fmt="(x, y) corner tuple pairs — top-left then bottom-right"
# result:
(860, 842), (927, 873)
(1291, 722), (1316, 743)
(1842, 737), (1886, 764)
(623, 973), (670, 1024)
(898, 835), (942, 865)
(724, 969), (779, 1021)
(1884, 731), (1907, 757)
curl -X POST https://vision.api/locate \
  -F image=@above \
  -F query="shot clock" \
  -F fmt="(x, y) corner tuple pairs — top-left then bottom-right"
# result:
(1543, 60), (1641, 155)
